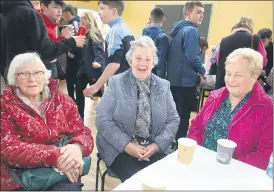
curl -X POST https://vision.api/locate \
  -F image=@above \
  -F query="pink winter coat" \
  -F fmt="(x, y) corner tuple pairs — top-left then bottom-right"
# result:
(188, 82), (273, 170)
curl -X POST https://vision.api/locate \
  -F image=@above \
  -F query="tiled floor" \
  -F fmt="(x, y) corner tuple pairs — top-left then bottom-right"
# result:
(59, 80), (198, 191)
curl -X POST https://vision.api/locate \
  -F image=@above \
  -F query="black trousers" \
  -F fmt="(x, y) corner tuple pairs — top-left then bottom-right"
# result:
(171, 86), (197, 140)
(66, 56), (79, 101)
(14, 179), (83, 191)
(110, 152), (166, 182)
(76, 72), (102, 119)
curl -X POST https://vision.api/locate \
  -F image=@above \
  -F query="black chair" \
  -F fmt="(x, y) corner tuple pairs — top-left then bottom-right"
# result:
(197, 85), (215, 112)
(95, 153), (119, 191)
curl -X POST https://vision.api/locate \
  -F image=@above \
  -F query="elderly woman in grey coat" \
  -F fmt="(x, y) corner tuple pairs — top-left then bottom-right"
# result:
(96, 36), (179, 182)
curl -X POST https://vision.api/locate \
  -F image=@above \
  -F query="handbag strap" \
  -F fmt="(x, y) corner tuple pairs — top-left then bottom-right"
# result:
(10, 167), (58, 191)
(42, 136), (70, 190)
(8, 137), (71, 191)
(251, 34), (254, 49)
(9, 168), (29, 191)
(42, 168), (58, 191)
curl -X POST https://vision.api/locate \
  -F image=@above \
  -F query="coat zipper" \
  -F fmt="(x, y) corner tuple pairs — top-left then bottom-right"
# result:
(18, 93), (56, 136)
(227, 104), (267, 137)
(201, 100), (267, 145)
(42, 93), (56, 136)
(201, 98), (216, 145)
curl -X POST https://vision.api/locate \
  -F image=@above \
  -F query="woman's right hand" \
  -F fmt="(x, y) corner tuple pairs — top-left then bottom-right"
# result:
(125, 143), (149, 161)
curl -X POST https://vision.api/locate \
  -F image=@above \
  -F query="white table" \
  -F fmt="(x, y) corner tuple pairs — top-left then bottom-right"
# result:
(114, 146), (273, 190)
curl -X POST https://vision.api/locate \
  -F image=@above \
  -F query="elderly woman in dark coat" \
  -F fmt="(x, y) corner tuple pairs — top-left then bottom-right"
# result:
(96, 36), (179, 182)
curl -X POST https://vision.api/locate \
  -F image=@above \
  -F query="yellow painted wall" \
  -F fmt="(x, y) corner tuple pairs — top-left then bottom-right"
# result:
(66, 1), (273, 49)
(65, 1), (98, 10)
(209, 1), (273, 47)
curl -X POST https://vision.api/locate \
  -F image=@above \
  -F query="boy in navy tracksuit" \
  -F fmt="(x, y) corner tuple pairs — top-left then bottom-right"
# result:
(83, 0), (135, 97)
(167, 2), (206, 140)
(62, 5), (81, 101)
(142, 7), (169, 79)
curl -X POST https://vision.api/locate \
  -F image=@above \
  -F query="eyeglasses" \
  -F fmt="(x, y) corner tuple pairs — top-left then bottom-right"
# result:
(15, 71), (45, 80)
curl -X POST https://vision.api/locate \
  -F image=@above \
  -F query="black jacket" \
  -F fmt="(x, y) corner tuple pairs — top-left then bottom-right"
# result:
(78, 33), (105, 79)
(216, 31), (260, 89)
(265, 42), (273, 76)
(0, 0), (76, 78)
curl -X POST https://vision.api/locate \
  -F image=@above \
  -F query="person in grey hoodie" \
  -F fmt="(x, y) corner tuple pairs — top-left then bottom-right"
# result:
(142, 7), (169, 79)
(167, 1), (206, 141)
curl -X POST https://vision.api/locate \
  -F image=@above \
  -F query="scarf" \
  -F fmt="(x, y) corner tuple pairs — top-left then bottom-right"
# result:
(133, 74), (152, 139)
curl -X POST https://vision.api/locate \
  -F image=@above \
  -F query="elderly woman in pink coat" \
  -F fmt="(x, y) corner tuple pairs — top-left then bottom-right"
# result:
(188, 48), (273, 170)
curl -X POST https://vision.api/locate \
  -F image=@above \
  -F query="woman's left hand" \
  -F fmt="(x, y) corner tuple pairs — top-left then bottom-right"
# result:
(138, 143), (159, 161)
(57, 143), (83, 174)
(64, 166), (80, 183)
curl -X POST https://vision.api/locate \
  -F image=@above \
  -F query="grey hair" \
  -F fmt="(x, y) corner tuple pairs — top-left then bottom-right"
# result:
(7, 52), (51, 86)
(126, 36), (158, 67)
(225, 48), (263, 75)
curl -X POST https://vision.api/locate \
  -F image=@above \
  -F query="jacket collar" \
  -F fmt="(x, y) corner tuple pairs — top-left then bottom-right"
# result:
(232, 27), (252, 34)
(108, 16), (123, 27)
(39, 12), (58, 28)
(210, 81), (272, 106)
(129, 69), (157, 87)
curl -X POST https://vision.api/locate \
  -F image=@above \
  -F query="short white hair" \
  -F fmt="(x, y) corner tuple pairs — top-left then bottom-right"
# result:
(126, 36), (158, 67)
(225, 48), (263, 75)
(7, 52), (51, 86)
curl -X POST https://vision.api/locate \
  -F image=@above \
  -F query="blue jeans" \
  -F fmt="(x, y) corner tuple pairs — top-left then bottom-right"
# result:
(46, 61), (58, 79)
(47, 179), (83, 191)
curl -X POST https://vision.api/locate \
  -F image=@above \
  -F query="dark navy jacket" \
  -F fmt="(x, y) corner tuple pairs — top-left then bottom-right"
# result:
(105, 17), (135, 74)
(167, 20), (205, 87)
(142, 25), (169, 79)
(78, 32), (105, 79)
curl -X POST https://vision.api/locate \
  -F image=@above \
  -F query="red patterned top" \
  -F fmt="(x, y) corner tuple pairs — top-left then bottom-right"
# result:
(0, 79), (94, 190)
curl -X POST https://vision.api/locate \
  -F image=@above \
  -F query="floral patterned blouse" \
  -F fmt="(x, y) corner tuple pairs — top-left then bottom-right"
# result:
(203, 92), (251, 151)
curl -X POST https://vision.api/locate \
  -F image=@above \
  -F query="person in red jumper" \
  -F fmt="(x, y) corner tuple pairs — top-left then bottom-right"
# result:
(0, 0), (86, 82)
(40, 0), (74, 79)
(0, 52), (94, 191)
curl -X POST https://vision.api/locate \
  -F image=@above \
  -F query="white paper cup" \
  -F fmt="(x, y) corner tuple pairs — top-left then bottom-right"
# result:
(216, 139), (237, 164)
(178, 138), (197, 164)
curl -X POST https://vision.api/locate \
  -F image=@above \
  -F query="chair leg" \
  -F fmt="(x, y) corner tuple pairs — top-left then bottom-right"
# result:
(197, 86), (203, 112)
(101, 170), (108, 191)
(201, 89), (205, 109)
(95, 158), (101, 191)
